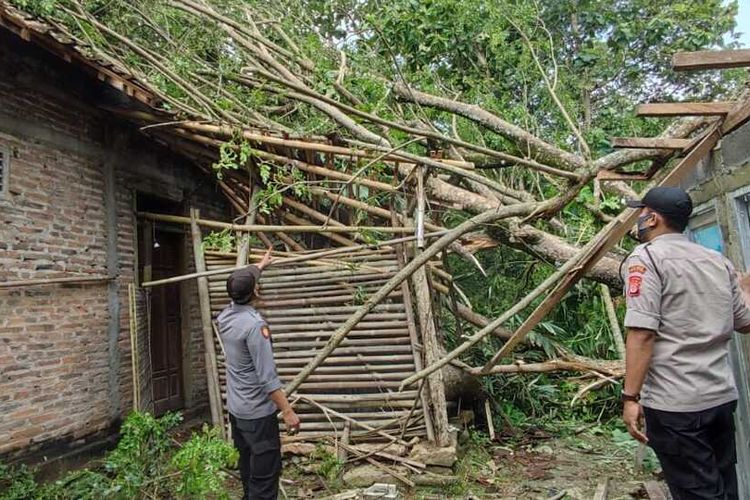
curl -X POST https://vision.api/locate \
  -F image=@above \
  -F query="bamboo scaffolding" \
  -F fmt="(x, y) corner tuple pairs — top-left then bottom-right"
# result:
(285, 200), (541, 395)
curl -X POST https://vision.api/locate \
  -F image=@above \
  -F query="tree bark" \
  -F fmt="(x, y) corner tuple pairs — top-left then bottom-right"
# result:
(392, 83), (585, 172)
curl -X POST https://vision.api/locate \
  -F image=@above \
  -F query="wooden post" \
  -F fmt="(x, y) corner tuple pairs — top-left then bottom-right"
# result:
(392, 213), (435, 442)
(411, 251), (450, 446)
(190, 207), (225, 436)
(413, 266), (450, 446)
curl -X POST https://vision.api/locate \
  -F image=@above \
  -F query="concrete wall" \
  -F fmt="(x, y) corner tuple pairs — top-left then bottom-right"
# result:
(0, 29), (230, 462)
(681, 117), (750, 496)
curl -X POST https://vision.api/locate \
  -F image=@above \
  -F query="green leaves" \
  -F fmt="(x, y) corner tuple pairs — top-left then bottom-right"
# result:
(171, 425), (238, 499)
(202, 229), (236, 253)
(213, 137), (252, 180)
(1, 411), (237, 499)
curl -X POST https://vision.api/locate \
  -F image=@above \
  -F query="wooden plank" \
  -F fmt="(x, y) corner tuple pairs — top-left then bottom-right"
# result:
(610, 137), (694, 150)
(597, 171), (651, 181)
(721, 95), (750, 135)
(673, 49), (750, 71)
(636, 102), (734, 117)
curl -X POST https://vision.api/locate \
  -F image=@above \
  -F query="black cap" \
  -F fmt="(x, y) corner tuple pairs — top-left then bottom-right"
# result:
(226, 266), (261, 304)
(626, 187), (693, 226)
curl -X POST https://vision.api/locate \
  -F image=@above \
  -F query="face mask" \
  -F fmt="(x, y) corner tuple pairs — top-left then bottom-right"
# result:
(636, 212), (654, 241)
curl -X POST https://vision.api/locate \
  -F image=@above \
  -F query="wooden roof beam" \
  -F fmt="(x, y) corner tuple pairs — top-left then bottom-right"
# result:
(609, 137), (694, 150)
(673, 49), (750, 71)
(636, 102), (735, 117)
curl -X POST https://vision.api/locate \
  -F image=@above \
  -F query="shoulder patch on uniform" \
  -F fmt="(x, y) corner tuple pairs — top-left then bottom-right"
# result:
(628, 264), (647, 275)
(261, 325), (271, 340)
(628, 275), (643, 297)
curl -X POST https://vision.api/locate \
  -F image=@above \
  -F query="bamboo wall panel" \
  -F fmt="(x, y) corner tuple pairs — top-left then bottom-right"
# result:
(204, 249), (427, 440)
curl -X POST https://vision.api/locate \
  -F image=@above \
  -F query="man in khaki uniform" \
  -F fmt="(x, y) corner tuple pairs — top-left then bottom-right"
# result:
(621, 187), (750, 500)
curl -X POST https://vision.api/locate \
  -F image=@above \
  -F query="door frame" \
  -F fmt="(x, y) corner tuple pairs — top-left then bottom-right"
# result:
(135, 193), (189, 415)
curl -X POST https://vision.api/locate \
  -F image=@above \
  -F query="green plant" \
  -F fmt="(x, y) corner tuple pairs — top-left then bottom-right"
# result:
(611, 427), (660, 473)
(202, 229), (236, 253)
(171, 425), (238, 499)
(1, 412), (237, 499)
(311, 444), (343, 482)
(352, 286), (368, 305)
(102, 411), (183, 498)
(0, 462), (39, 500)
(213, 137), (252, 179)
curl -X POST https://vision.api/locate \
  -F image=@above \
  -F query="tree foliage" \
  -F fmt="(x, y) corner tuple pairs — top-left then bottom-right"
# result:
(9, 0), (745, 421)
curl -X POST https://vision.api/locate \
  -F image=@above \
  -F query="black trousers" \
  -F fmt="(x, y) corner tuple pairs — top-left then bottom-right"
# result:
(229, 412), (282, 500)
(644, 400), (738, 500)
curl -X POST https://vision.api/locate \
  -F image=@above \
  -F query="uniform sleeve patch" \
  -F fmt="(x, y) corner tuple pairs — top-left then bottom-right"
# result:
(261, 325), (271, 340)
(628, 264), (647, 275)
(628, 275), (643, 297)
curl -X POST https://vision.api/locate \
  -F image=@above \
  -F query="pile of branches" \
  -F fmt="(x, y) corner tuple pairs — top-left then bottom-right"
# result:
(7, 0), (732, 387)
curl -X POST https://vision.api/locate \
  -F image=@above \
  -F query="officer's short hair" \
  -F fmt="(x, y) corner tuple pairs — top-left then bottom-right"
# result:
(661, 213), (689, 233)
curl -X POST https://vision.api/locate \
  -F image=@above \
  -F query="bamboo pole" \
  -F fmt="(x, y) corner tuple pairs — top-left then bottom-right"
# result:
(236, 179), (261, 266)
(141, 230), (449, 288)
(175, 120), (473, 170)
(246, 148), (398, 194)
(298, 395), (410, 446)
(128, 283), (140, 411)
(415, 166), (426, 249)
(600, 284), (626, 358)
(308, 186), (443, 233)
(0, 276), (111, 289)
(190, 208), (225, 436)
(255, 214), (306, 252)
(139, 211), (414, 234)
(280, 210), (355, 247)
(400, 242), (586, 388)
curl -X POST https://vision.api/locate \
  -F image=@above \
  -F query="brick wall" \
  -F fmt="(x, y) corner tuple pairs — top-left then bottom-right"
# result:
(0, 30), (230, 461)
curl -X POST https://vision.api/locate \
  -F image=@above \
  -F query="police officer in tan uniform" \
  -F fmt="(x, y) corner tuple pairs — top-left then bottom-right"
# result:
(621, 187), (750, 500)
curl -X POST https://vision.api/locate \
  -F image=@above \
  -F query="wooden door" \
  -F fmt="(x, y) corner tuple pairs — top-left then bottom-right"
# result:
(150, 230), (184, 415)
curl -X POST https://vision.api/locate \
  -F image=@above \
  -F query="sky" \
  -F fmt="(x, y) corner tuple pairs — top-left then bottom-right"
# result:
(735, 0), (750, 47)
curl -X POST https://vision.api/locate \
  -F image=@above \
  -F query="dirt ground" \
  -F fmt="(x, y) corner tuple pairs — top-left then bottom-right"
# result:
(225, 426), (664, 499)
